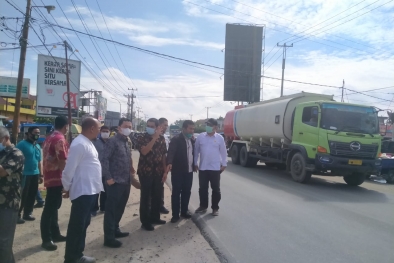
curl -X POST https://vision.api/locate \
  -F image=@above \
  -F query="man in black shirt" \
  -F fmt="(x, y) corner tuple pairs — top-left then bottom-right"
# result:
(166, 120), (195, 223)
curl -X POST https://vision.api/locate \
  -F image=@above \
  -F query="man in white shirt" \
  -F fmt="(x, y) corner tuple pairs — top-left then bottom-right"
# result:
(194, 118), (227, 216)
(62, 118), (102, 263)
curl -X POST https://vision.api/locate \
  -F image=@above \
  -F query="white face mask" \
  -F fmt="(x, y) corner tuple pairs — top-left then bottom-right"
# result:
(101, 132), (110, 139)
(121, 128), (132, 137)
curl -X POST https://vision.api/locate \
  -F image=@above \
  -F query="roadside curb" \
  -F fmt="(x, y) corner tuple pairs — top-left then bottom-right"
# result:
(166, 176), (237, 263)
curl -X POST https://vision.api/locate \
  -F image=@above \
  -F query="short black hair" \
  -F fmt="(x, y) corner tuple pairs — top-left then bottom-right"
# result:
(159, 118), (168, 125)
(54, 116), (68, 130)
(182, 120), (194, 129)
(118, 118), (131, 126)
(147, 118), (159, 127)
(100, 125), (109, 131)
(81, 117), (98, 131)
(28, 126), (40, 133)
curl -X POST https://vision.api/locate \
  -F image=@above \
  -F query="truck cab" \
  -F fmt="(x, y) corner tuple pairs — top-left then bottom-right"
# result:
(291, 102), (381, 185)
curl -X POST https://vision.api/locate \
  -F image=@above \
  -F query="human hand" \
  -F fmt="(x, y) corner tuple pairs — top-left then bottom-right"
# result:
(220, 166), (226, 174)
(194, 165), (199, 172)
(131, 166), (136, 175)
(153, 127), (163, 139)
(162, 172), (168, 183)
(62, 189), (69, 199)
(38, 176), (43, 184)
(107, 179), (115, 186)
(166, 164), (172, 173)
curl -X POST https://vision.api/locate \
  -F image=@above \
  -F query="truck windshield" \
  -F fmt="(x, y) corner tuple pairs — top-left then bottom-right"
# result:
(320, 103), (379, 134)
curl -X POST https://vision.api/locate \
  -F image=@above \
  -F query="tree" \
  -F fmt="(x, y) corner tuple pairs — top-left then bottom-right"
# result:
(172, 119), (186, 127)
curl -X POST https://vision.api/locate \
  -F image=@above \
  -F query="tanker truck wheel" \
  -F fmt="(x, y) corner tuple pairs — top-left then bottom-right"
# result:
(290, 153), (312, 183)
(343, 174), (365, 186)
(240, 146), (257, 167)
(231, 145), (240, 165)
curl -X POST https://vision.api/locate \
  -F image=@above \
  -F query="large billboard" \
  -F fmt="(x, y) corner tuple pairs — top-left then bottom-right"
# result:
(96, 94), (107, 121)
(224, 24), (263, 103)
(0, 76), (30, 98)
(36, 54), (81, 117)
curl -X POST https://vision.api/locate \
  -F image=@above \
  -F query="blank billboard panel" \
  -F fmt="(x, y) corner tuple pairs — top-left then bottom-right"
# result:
(224, 24), (263, 102)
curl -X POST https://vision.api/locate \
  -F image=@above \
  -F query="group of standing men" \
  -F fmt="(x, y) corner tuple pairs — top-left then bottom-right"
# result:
(0, 115), (227, 263)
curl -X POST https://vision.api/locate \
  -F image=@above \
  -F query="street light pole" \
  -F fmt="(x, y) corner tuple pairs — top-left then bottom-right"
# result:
(11, 2), (55, 144)
(64, 41), (73, 143)
(111, 97), (121, 118)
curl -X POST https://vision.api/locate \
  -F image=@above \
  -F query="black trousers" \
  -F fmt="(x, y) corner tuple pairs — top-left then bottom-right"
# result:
(0, 209), (18, 263)
(139, 175), (162, 225)
(103, 183), (130, 240)
(171, 172), (193, 217)
(64, 194), (97, 263)
(198, 170), (221, 210)
(40, 186), (63, 243)
(92, 177), (106, 212)
(19, 174), (39, 217)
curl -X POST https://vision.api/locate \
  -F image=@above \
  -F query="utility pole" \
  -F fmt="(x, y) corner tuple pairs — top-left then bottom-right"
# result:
(11, 2), (55, 143)
(277, 43), (293, 97)
(128, 88), (137, 123)
(205, 107), (211, 119)
(11, 0), (31, 144)
(341, 79), (345, 102)
(136, 106), (142, 131)
(189, 114), (193, 120)
(64, 41), (73, 143)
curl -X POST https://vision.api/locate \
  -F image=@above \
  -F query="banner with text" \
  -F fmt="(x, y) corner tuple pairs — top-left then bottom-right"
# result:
(36, 54), (81, 117)
(0, 76), (30, 98)
(96, 94), (107, 121)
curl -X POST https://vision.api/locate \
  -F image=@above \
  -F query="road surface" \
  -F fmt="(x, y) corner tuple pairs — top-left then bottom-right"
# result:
(185, 162), (394, 263)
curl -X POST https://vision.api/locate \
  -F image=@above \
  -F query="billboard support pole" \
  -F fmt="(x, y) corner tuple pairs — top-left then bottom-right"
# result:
(11, 0), (31, 144)
(64, 41), (73, 143)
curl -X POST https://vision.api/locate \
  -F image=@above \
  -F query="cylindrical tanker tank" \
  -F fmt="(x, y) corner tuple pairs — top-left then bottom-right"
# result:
(224, 92), (334, 147)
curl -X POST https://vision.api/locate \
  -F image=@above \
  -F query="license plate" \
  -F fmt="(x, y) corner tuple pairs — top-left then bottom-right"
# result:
(349, 159), (362, 165)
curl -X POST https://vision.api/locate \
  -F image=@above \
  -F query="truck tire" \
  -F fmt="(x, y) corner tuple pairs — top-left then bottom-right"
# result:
(240, 146), (257, 167)
(385, 170), (394, 184)
(343, 175), (365, 186)
(231, 145), (240, 165)
(290, 153), (312, 183)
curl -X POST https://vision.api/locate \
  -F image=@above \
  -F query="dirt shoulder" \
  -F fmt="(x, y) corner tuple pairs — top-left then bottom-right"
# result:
(13, 151), (219, 263)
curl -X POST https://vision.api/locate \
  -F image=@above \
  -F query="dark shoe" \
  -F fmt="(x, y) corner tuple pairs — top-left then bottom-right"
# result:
(115, 231), (129, 238)
(41, 241), (57, 251)
(34, 202), (44, 208)
(76, 256), (96, 263)
(52, 235), (67, 242)
(17, 217), (25, 224)
(23, 214), (35, 221)
(160, 206), (170, 214)
(171, 217), (180, 223)
(151, 219), (166, 225)
(91, 211), (97, 217)
(181, 212), (192, 219)
(104, 239), (122, 248)
(141, 224), (154, 231)
(195, 207), (207, 214)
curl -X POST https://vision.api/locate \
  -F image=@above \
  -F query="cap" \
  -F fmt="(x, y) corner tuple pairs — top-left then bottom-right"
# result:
(205, 118), (218, 126)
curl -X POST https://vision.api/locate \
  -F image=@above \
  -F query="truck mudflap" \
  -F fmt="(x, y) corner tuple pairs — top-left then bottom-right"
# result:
(314, 153), (380, 176)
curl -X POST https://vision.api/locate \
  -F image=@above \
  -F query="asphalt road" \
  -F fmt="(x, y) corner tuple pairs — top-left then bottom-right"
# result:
(183, 162), (394, 263)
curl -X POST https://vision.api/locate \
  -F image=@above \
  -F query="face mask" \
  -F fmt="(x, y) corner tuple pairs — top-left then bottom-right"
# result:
(184, 133), (192, 139)
(121, 128), (132, 137)
(31, 134), (39, 141)
(146, 127), (155, 135)
(206, 126), (213, 133)
(101, 132), (110, 139)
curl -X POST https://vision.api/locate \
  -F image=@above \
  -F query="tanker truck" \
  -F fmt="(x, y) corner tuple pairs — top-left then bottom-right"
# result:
(224, 92), (382, 186)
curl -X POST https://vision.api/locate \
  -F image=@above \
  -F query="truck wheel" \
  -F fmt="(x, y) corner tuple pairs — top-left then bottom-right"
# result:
(365, 174), (371, 179)
(343, 175), (365, 186)
(386, 170), (394, 184)
(290, 153), (312, 183)
(240, 146), (257, 167)
(231, 145), (240, 165)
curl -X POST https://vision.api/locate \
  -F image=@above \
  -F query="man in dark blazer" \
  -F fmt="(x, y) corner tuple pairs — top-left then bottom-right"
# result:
(166, 120), (195, 223)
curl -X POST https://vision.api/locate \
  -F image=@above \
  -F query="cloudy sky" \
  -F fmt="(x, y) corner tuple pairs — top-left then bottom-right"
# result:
(1, 0), (393, 124)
